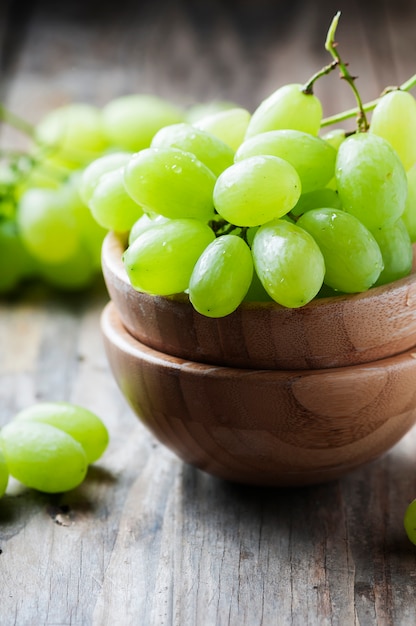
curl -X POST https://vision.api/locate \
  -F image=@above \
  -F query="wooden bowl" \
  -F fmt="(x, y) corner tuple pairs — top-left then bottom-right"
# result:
(102, 232), (416, 370)
(101, 301), (416, 486)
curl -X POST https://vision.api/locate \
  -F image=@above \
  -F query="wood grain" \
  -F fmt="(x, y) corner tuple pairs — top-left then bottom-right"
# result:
(1, 1), (416, 624)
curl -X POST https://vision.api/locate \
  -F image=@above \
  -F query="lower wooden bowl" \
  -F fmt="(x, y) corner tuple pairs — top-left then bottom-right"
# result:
(101, 301), (416, 486)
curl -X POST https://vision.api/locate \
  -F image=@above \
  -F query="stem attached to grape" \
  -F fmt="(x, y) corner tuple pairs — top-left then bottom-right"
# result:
(321, 73), (416, 128)
(324, 11), (369, 132)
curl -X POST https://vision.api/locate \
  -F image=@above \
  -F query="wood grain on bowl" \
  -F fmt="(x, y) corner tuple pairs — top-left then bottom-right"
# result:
(102, 232), (416, 370)
(101, 302), (416, 487)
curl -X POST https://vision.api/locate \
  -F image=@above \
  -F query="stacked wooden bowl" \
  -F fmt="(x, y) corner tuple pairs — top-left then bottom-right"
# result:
(101, 231), (416, 486)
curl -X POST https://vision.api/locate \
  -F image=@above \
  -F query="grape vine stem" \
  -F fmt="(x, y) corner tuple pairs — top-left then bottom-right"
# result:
(321, 73), (416, 128)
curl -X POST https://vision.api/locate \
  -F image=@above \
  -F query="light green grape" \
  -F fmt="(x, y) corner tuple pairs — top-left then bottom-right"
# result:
(0, 447), (9, 497)
(124, 147), (216, 221)
(151, 122), (234, 176)
(235, 129), (336, 194)
(123, 218), (215, 295)
(335, 133), (408, 231)
(404, 499), (416, 545)
(79, 151), (131, 205)
(213, 155), (301, 227)
(88, 166), (144, 231)
(243, 267), (273, 302)
(185, 100), (238, 123)
(35, 103), (109, 170)
(101, 94), (184, 151)
(128, 213), (168, 245)
(0, 218), (33, 293)
(291, 188), (342, 217)
(402, 163), (416, 242)
(245, 83), (322, 139)
(38, 245), (97, 291)
(17, 187), (80, 264)
(189, 235), (253, 317)
(370, 89), (416, 171)
(371, 219), (413, 286)
(252, 219), (325, 307)
(297, 208), (383, 292)
(14, 402), (108, 464)
(193, 107), (251, 151)
(0, 421), (88, 493)
(321, 128), (346, 151)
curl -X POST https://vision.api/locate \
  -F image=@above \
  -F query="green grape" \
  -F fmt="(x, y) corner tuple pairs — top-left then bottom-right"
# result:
(404, 499), (416, 545)
(0, 421), (88, 493)
(243, 267), (273, 302)
(151, 122), (234, 176)
(101, 94), (184, 151)
(245, 83), (322, 139)
(213, 155), (301, 227)
(79, 151), (131, 205)
(14, 402), (108, 464)
(38, 245), (97, 291)
(0, 218), (32, 293)
(123, 218), (215, 295)
(88, 166), (144, 231)
(370, 89), (416, 171)
(290, 188), (342, 217)
(189, 235), (253, 317)
(235, 129), (336, 194)
(321, 128), (346, 151)
(16, 187), (80, 264)
(252, 219), (325, 307)
(128, 213), (168, 245)
(35, 103), (109, 170)
(124, 147), (216, 221)
(185, 100), (238, 123)
(371, 219), (413, 286)
(0, 447), (9, 497)
(193, 107), (251, 151)
(335, 133), (408, 231)
(297, 208), (383, 292)
(402, 164), (416, 242)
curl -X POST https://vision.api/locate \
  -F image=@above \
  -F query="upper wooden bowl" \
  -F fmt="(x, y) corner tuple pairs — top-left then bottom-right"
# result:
(102, 232), (416, 370)
(101, 301), (416, 486)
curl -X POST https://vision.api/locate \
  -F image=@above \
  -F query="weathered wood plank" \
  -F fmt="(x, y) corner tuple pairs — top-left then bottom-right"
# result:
(1, 1), (416, 625)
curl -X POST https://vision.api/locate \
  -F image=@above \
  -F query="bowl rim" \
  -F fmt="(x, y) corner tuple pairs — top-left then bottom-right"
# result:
(102, 230), (416, 312)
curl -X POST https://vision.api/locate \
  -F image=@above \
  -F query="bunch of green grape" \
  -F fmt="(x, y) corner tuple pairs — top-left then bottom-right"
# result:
(79, 77), (416, 316)
(0, 402), (109, 495)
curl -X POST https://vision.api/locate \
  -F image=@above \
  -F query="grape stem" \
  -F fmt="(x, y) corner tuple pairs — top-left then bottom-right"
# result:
(324, 11), (369, 132)
(0, 103), (36, 138)
(302, 60), (339, 95)
(321, 73), (416, 128)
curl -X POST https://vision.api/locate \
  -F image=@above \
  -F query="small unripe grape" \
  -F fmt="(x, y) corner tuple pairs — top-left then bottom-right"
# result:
(14, 402), (109, 464)
(0, 421), (88, 493)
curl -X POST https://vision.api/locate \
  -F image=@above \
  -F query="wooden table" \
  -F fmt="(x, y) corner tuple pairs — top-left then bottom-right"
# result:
(1, 1), (416, 624)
